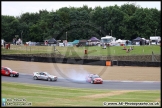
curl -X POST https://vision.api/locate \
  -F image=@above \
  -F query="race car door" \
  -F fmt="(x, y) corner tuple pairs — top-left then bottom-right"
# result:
(39, 72), (44, 79)
(41, 72), (48, 80)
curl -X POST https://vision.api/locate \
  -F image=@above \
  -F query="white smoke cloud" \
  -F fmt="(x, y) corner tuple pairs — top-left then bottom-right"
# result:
(67, 68), (90, 81)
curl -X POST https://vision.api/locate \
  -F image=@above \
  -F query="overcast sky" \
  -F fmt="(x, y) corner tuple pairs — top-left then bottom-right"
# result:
(2, 1), (161, 17)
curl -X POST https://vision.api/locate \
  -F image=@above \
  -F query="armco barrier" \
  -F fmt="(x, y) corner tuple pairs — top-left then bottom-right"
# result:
(1, 55), (160, 67)
(1, 55), (106, 66)
(106, 60), (112, 66)
(117, 61), (161, 67)
(83, 59), (105, 65)
(112, 60), (118, 66)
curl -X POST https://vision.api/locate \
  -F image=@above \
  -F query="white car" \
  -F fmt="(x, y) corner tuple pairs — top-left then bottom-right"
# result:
(33, 72), (57, 81)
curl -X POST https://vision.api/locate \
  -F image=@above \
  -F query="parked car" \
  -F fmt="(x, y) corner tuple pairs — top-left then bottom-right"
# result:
(1, 66), (19, 77)
(33, 72), (57, 81)
(85, 74), (103, 84)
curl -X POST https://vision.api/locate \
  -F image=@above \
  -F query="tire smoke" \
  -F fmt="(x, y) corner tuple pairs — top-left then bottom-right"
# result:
(65, 68), (90, 81)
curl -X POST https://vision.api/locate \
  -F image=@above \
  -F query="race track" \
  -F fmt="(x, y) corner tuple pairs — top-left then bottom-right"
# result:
(2, 73), (160, 90)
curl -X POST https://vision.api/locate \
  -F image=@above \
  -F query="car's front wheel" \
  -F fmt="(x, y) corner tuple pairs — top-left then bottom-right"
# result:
(47, 78), (51, 81)
(54, 77), (58, 81)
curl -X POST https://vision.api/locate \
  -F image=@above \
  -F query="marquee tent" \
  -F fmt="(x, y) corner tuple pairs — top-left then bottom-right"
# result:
(88, 37), (100, 42)
(48, 38), (57, 44)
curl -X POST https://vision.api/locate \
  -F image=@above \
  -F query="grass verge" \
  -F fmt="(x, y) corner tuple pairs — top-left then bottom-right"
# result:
(2, 81), (161, 107)
(1, 45), (161, 56)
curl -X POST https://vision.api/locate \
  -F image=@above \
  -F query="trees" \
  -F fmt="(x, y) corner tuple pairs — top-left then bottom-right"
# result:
(1, 3), (161, 42)
(1, 16), (18, 41)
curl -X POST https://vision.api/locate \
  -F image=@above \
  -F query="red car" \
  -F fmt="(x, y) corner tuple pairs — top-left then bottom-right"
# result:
(1, 66), (19, 77)
(86, 74), (103, 84)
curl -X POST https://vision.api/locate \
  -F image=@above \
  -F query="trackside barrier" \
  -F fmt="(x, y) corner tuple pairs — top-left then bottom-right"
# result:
(106, 60), (112, 66)
(112, 60), (118, 66)
(117, 61), (161, 67)
(1, 55), (161, 67)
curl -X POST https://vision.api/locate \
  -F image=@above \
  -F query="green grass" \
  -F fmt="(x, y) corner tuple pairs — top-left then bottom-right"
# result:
(1, 45), (161, 57)
(2, 82), (161, 106)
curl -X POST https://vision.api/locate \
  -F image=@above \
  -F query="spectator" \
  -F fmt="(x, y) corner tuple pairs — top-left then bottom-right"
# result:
(122, 46), (127, 50)
(126, 40), (128, 46)
(149, 40), (152, 45)
(103, 43), (106, 49)
(140, 40), (142, 46)
(145, 40), (146, 45)
(45, 41), (48, 46)
(3, 40), (6, 48)
(126, 49), (130, 53)
(130, 46), (133, 50)
(19, 38), (22, 45)
(13, 38), (15, 45)
(14, 38), (17, 45)
(8, 42), (10, 49)
(146, 40), (149, 45)
(1, 39), (4, 47)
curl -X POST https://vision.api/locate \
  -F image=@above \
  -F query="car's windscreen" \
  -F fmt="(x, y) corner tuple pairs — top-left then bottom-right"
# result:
(93, 75), (100, 78)
(7, 68), (12, 72)
(45, 73), (50, 76)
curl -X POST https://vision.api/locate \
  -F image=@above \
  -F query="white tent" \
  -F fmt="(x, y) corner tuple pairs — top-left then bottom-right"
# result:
(116, 39), (123, 43)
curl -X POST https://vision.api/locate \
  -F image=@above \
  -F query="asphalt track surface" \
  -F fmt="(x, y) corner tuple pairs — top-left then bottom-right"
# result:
(2, 73), (160, 90)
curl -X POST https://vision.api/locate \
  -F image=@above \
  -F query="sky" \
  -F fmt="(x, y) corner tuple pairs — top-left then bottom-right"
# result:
(1, 1), (161, 17)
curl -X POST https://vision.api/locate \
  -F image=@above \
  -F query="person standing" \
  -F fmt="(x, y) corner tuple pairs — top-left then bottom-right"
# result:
(18, 38), (21, 45)
(14, 38), (17, 45)
(3, 40), (6, 48)
(1, 39), (4, 47)
(8, 42), (10, 49)
(126, 40), (128, 46)
(13, 38), (14, 44)
(149, 40), (152, 45)
(63, 41), (65, 47)
(146, 40), (149, 45)
(140, 40), (142, 46)
(45, 41), (48, 46)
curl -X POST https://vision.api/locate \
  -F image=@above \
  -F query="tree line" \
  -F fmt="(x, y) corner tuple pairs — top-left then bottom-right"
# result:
(1, 3), (161, 43)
